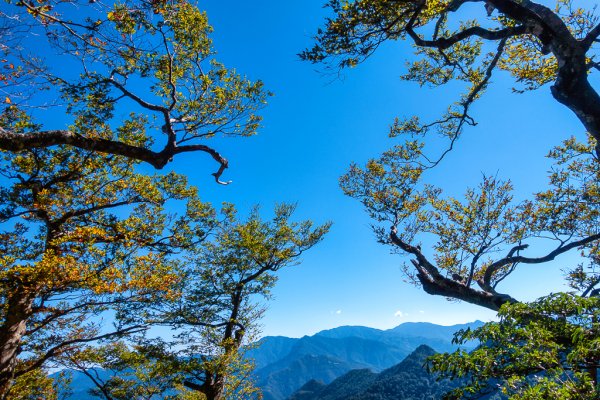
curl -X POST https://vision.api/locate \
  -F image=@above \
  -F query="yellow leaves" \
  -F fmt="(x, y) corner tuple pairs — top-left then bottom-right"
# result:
(420, 0), (450, 23)
(107, 5), (138, 35)
(97, 261), (174, 296)
(499, 38), (557, 91)
(366, 159), (385, 177)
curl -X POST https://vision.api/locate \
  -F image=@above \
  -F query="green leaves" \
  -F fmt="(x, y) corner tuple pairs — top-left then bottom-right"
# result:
(430, 293), (600, 399)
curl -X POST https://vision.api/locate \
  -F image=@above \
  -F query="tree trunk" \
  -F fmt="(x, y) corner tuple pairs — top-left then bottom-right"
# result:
(0, 292), (33, 399)
(550, 49), (600, 152)
(202, 373), (226, 400)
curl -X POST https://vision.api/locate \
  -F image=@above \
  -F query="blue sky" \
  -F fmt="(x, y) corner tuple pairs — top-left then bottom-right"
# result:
(145, 0), (589, 338)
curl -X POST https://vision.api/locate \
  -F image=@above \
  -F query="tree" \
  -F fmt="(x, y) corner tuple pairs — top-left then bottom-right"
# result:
(303, 0), (600, 310)
(338, 136), (600, 311)
(302, 0), (600, 156)
(304, 0), (600, 396)
(60, 204), (330, 400)
(171, 203), (330, 400)
(0, 102), (219, 398)
(1, 0), (268, 182)
(0, 1), (269, 396)
(428, 293), (600, 399)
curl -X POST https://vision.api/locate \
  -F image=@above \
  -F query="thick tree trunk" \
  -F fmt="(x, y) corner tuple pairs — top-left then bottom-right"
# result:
(0, 292), (33, 399)
(184, 373), (225, 400)
(550, 47), (600, 150)
(203, 374), (226, 400)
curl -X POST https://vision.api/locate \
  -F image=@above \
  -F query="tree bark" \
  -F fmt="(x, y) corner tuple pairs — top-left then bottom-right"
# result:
(0, 291), (34, 399)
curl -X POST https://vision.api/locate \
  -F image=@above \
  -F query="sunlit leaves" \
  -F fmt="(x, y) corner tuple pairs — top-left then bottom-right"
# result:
(499, 37), (558, 92)
(96, 204), (330, 400)
(2, 0), (270, 177)
(341, 135), (600, 294)
(0, 142), (220, 385)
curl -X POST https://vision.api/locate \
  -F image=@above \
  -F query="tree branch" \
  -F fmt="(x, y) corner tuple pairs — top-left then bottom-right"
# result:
(583, 22), (600, 50)
(390, 226), (518, 310)
(406, 23), (526, 50)
(0, 127), (230, 183)
(483, 234), (600, 287)
(19, 325), (147, 377)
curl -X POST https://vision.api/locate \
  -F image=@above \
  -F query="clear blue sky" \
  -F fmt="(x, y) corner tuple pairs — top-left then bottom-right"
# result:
(138, 0), (588, 338)
(21, 0), (586, 338)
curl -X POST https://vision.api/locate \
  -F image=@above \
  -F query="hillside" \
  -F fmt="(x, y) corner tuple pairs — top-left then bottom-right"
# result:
(288, 345), (456, 400)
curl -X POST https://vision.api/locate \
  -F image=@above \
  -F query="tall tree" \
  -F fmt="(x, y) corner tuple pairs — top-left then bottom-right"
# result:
(61, 204), (330, 400)
(305, 0), (600, 395)
(1, 0), (268, 182)
(0, 1), (268, 396)
(0, 105), (217, 398)
(303, 0), (600, 310)
(172, 203), (330, 400)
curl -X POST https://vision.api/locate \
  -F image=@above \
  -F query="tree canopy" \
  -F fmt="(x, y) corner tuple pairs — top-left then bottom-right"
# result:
(305, 0), (600, 396)
(305, 0), (600, 310)
(59, 204), (330, 400)
(0, 0), (277, 397)
(0, 128), (217, 397)
(302, 0), (600, 159)
(1, 0), (268, 181)
(429, 293), (600, 399)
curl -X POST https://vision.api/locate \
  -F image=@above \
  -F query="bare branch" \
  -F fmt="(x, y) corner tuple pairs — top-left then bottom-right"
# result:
(0, 127), (230, 182)
(483, 234), (600, 287)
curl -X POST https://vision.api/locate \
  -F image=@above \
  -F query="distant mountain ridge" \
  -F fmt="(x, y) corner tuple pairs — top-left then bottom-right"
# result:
(249, 321), (483, 400)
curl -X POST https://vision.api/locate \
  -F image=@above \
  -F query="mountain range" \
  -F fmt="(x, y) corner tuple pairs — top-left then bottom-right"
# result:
(61, 320), (483, 399)
(248, 321), (483, 400)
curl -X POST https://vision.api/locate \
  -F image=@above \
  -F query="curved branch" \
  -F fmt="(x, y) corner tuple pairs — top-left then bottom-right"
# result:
(483, 233), (600, 287)
(390, 226), (518, 310)
(0, 127), (230, 182)
(406, 24), (527, 50)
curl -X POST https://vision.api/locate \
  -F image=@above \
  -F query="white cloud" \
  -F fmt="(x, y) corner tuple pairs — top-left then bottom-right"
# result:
(419, 310), (425, 314)
(335, 309), (342, 315)
(394, 310), (404, 318)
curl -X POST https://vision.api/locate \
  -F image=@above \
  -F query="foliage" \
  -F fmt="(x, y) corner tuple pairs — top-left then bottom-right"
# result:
(8, 367), (70, 400)
(1, 0), (269, 179)
(302, 0), (600, 159)
(0, 100), (221, 396)
(0, 0), (274, 397)
(61, 204), (330, 400)
(341, 132), (600, 310)
(62, 340), (202, 400)
(307, 1), (600, 397)
(429, 293), (600, 399)
(162, 203), (329, 399)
